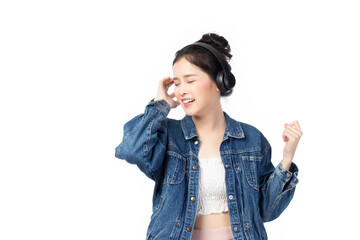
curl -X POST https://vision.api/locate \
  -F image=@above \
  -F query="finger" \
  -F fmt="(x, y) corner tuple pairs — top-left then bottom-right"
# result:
(167, 79), (174, 85)
(160, 76), (171, 82)
(169, 92), (176, 98)
(159, 77), (171, 89)
(285, 122), (298, 130)
(165, 81), (173, 90)
(287, 122), (303, 136)
(289, 120), (302, 132)
(160, 77), (173, 87)
(164, 77), (174, 84)
(165, 79), (174, 84)
(162, 81), (174, 92)
(283, 123), (289, 141)
(285, 125), (302, 137)
(293, 121), (302, 133)
(289, 120), (298, 126)
(284, 129), (299, 141)
(282, 132), (288, 142)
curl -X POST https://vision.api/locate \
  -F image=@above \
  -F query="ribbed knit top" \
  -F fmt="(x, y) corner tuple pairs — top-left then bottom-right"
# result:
(196, 157), (229, 215)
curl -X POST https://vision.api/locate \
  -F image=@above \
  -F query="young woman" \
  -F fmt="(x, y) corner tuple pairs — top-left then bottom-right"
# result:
(115, 33), (302, 240)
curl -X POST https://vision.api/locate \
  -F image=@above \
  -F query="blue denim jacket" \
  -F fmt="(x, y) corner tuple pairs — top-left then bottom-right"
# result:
(115, 99), (299, 240)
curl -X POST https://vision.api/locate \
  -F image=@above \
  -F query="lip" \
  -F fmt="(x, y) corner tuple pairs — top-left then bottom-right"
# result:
(181, 98), (195, 107)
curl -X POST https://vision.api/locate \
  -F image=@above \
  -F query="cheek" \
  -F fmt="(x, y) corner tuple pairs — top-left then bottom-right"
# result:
(196, 81), (215, 97)
(174, 87), (180, 99)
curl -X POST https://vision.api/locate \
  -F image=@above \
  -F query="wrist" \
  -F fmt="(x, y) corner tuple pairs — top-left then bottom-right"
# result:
(281, 155), (293, 171)
(283, 154), (293, 162)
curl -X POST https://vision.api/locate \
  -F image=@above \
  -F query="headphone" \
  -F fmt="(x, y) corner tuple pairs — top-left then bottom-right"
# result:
(189, 42), (236, 94)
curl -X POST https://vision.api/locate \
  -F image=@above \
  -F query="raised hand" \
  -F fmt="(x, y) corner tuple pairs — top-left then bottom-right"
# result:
(281, 120), (303, 170)
(155, 76), (180, 109)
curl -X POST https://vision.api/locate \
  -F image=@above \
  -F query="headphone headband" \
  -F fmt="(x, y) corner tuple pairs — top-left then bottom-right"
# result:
(189, 42), (230, 73)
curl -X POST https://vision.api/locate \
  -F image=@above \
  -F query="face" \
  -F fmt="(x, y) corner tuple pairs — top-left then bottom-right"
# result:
(173, 57), (220, 117)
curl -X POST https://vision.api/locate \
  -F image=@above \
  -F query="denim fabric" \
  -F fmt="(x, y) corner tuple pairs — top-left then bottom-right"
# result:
(115, 99), (299, 240)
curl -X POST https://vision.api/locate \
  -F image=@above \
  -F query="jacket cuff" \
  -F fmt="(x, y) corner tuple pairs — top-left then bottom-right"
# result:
(274, 162), (299, 186)
(148, 98), (171, 117)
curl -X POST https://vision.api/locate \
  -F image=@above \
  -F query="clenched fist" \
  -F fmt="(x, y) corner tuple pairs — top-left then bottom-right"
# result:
(281, 120), (303, 170)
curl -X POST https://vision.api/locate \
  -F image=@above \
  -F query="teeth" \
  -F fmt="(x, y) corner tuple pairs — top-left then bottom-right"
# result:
(183, 99), (194, 104)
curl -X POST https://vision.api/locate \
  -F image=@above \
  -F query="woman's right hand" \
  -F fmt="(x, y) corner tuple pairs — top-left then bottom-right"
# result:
(155, 76), (180, 109)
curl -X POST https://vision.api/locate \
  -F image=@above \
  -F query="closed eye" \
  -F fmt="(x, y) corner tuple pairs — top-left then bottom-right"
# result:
(173, 80), (195, 86)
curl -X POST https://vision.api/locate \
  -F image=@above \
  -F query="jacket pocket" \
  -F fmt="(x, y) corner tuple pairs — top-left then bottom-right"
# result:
(240, 152), (263, 190)
(163, 151), (186, 185)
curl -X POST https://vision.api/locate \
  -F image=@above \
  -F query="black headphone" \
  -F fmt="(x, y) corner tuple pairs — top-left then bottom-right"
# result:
(189, 42), (236, 94)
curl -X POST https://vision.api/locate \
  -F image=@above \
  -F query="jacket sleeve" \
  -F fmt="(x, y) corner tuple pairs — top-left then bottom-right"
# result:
(258, 133), (299, 222)
(115, 99), (170, 181)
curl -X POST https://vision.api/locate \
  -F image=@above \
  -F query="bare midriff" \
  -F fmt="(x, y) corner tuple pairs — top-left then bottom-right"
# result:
(194, 211), (231, 229)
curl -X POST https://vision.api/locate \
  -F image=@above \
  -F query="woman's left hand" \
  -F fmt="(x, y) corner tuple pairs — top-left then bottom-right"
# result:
(281, 120), (303, 170)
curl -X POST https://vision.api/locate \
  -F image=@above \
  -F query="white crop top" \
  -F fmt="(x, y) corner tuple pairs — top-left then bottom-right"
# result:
(196, 157), (229, 215)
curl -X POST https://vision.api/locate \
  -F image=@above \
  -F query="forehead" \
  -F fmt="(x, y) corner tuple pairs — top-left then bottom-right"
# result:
(173, 57), (205, 80)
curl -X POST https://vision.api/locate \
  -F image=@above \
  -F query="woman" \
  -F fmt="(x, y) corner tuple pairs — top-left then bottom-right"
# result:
(115, 33), (302, 240)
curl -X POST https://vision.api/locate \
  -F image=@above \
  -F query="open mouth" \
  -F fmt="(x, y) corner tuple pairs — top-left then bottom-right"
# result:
(182, 99), (195, 104)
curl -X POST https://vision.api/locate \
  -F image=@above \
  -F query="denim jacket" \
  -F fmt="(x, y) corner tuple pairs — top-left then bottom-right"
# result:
(115, 99), (299, 240)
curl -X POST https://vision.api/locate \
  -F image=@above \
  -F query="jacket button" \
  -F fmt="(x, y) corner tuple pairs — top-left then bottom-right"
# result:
(192, 165), (198, 170)
(194, 140), (199, 145)
(286, 173), (291, 178)
(191, 196), (196, 201)
(225, 164), (229, 168)
(233, 226), (238, 231)
(229, 195), (233, 200)
(186, 226), (192, 231)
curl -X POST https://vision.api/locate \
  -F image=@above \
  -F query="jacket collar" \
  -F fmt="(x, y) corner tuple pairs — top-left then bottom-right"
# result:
(180, 111), (245, 140)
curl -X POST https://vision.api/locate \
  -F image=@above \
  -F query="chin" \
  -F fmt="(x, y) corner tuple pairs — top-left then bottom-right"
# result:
(182, 108), (194, 117)
(184, 110), (201, 118)
(183, 110), (193, 117)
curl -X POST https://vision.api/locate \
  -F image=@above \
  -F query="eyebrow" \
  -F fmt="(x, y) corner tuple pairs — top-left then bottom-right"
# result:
(173, 74), (198, 81)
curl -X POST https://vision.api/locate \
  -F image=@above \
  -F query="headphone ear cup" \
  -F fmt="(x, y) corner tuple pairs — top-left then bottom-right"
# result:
(217, 70), (236, 93)
(224, 72), (236, 91)
(216, 70), (227, 93)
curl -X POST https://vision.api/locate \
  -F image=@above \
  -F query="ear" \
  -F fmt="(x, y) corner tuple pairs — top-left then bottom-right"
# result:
(216, 87), (220, 92)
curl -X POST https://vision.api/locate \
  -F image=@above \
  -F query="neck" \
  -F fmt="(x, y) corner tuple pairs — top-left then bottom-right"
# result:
(191, 104), (226, 138)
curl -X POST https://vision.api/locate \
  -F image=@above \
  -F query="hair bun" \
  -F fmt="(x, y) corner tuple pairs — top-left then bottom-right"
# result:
(198, 33), (232, 61)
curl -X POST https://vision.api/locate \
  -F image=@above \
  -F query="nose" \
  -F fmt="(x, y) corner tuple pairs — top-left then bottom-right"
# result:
(179, 83), (187, 96)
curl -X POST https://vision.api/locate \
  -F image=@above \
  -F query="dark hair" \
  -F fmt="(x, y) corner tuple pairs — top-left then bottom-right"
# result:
(173, 33), (233, 97)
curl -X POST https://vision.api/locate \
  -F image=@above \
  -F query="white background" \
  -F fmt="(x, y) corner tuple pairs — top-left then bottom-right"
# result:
(1, 0), (359, 239)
